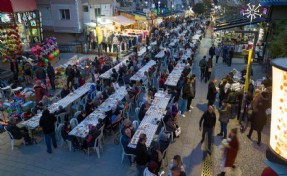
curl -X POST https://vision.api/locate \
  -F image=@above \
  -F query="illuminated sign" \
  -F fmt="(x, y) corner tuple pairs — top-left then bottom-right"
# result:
(270, 60), (287, 161)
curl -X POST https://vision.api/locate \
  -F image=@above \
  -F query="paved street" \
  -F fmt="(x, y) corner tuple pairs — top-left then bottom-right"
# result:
(0, 30), (269, 176)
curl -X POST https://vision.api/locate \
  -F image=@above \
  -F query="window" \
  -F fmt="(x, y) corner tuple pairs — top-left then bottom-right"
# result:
(95, 8), (101, 17)
(59, 9), (70, 20)
(83, 6), (89, 12)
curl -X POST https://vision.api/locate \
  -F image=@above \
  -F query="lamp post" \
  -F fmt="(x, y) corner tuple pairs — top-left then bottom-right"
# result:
(158, 1), (161, 14)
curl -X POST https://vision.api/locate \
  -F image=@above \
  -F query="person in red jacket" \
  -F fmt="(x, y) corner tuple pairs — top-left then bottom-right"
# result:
(158, 75), (166, 90)
(34, 80), (46, 103)
(218, 128), (239, 176)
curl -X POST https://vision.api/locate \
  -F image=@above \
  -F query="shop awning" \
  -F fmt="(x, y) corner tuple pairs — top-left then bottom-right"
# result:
(85, 22), (98, 27)
(0, 0), (37, 12)
(105, 15), (135, 26)
(214, 17), (267, 31)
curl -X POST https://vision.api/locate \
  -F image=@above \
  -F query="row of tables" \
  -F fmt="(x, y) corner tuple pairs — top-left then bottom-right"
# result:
(22, 83), (94, 129)
(128, 91), (171, 148)
(130, 60), (156, 82)
(69, 86), (127, 138)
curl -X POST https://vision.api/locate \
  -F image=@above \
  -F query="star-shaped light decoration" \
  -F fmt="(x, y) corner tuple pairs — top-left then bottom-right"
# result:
(242, 3), (262, 22)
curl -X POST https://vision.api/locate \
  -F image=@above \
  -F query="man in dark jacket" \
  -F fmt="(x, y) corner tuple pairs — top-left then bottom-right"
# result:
(209, 44), (215, 60)
(207, 80), (218, 106)
(217, 100), (231, 138)
(65, 65), (73, 90)
(6, 116), (32, 144)
(60, 85), (70, 98)
(36, 65), (47, 85)
(199, 106), (216, 154)
(136, 133), (150, 176)
(47, 62), (56, 90)
(39, 109), (57, 153)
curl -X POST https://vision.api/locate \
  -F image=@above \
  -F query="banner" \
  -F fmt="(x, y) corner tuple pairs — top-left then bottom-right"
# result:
(96, 27), (103, 44)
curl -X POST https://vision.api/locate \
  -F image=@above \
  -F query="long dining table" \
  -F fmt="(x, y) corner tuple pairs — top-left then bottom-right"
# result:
(21, 83), (94, 130)
(130, 60), (156, 82)
(69, 86), (127, 138)
(128, 91), (171, 148)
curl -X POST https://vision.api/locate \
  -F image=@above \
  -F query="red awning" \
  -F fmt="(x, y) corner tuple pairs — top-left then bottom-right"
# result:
(0, 0), (37, 13)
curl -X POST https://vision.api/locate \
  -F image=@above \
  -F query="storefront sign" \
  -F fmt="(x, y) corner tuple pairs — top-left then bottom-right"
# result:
(0, 13), (15, 24)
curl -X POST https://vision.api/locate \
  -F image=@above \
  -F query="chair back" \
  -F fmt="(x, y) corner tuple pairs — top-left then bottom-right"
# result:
(4, 126), (14, 140)
(70, 118), (78, 129)
(93, 135), (101, 149)
(57, 124), (64, 139)
(98, 125), (105, 141)
(74, 111), (81, 119)
(135, 107), (140, 120)
(119, 136), (126, 154)
(55, 112), (67, 124)
(132, 120), (139, 129)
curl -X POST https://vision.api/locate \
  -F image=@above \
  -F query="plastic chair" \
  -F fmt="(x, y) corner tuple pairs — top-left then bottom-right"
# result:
(87, 136), (101, 158)
(4, 126), (25, 150)
(98, 125), (105, 144)
(55, 112), (68, 125)
(120, 136), (135, 164)
(73, 111), (81, 119)
(71, 99), (81, 112)
(57, 124), (72, 151)
(132, 120), (139, 129)
(70, 118), (78, 129)
(135, 107), (140, 121)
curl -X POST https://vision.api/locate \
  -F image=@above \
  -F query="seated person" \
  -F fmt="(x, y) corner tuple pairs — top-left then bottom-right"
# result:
(102, 89), (109, 101)
(112, 79), (120, 90)
(54, 105), (67, 115)
(158, 132), (170, 153)
(77, 110), (87, 123)
(61, 122), (80, 149)
(138, 101), (150, 121)
(61, 86), (70, 98)
(6, 116), (32, 144)
(144, 161), (159, 176)
(82, 122), (102, 150)
(120, 119), (136, 155)
(163, 114), (177, 135)
(158, 75), (166, 90)
(0, 119), (8, 130)
(149, 142), (163, 171)
(111, 69), (118, 80)
(85, 99), (95, 115)
(107, 82), (115, 95)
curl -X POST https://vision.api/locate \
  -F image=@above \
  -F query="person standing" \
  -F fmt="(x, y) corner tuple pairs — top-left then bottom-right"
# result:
(207, 80), (218, 106)
(34, 80), (46, 103)
(72, 65), (80, 89)
(205, 58), (213, 83)
(228, 47), (234, 67)
(24, 62), (33, 85)
(199, 56), (207, 81)
(217, 100), (231, 139)
(47, 62), (56, 90)
(10, 58), (19, 81)
(39, 109), (57, 153)
(247, 102), (267, 146)
(36, 65), (47, 85)
(146, 35), (150, 46)
(199, 106), (216, 155)
(215, 45), (222, 63)
(65, 65), (73, 90)
(136, 133), (150, 176)
(180, 78), (193, 117)
(209, 44), (215, 60)
(217, 128), (239, 176)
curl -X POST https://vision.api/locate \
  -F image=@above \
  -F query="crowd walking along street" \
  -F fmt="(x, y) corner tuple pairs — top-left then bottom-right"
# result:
(0, 0), (287, 176)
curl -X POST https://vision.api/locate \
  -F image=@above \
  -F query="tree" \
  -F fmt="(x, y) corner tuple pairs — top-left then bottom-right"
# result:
(193, 3), (205, 15)
(269, 20), (287, 58)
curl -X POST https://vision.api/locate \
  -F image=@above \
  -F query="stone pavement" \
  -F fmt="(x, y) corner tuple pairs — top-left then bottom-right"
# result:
(0, 31), (269, 176)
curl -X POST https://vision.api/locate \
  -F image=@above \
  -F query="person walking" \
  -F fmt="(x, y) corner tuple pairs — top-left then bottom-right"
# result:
(205, 58), (213, 82)
(36, 65), (47, 85)
(39, 109), (57, 153)
(217, 100), (231, 139)
(228, 47), (234, 67)
(199, 56), (207, 81)
(65, 65), (73, 90)
(215, 45), (222, 63)
(72, 65), (80, 89)
(199, 106), (216, 155)
(188, 74), (196, 110)
(180, 78), (192, 117)
(209, 44), (215, 60)
(217, 128), (239, 176)
(47, 62), (56, 90)
(207, 80), (218, 106)
(247, 92), (268, 146)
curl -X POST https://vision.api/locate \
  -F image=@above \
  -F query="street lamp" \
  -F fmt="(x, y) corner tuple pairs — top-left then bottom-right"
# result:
(158, 1), (161, 14)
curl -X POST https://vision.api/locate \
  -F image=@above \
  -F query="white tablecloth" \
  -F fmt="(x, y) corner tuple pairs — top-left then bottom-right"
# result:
(100, 58), (129, 79)
(22, 83), (94, 129)
(97, 86), (127, 112)
(130, 60), (156, 81)
(69, 111), (106, 138)
(128, 91), (171, 148)
(192, 34), (201, 40)
(165, 63), (185, 87)
(155, 50), (165, 58)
